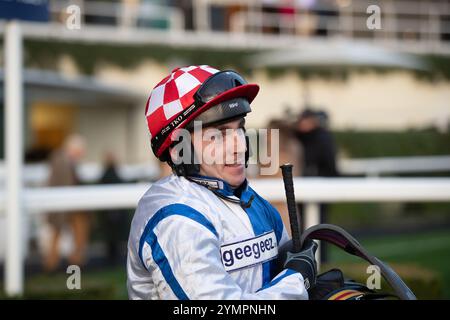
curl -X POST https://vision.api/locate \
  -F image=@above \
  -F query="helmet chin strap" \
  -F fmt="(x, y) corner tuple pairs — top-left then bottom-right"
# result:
(184, 175), (255, 208)
(185, 175), (241, 205)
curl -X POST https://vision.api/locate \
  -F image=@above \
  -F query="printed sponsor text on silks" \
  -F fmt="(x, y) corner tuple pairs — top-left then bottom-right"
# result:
(220, 231), (278, 272)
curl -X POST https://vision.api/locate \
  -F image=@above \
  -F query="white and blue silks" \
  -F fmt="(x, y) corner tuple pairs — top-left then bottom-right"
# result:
(127, 173), (308, 300)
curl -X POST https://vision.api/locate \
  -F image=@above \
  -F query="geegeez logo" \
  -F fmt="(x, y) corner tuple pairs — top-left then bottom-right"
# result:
(220, 231), (278, 272)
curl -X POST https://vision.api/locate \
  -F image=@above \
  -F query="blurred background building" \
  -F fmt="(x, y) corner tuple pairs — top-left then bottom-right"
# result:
(0, 0), (449, 299)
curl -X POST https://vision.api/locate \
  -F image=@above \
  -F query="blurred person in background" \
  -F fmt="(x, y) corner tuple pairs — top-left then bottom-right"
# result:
(171, 0), (194, 30)
(84, 0), (117, 25)
(138, 0), (171, 29)
(225, 3), (246, 32)
(262, 0), (281, 34)
(120, 0), (140, 28)
(98, 151), (129, 265)
(294, 109), (339, 262)
(294, 109), (337, 177)
(259, 118), (303, 236)
(310, 0), (338, 37)
(278, 0), (296, 35)
(43, 134), (91, 272)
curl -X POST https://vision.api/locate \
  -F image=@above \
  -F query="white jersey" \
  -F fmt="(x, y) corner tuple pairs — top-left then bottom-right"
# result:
(127, 173), (308, 300)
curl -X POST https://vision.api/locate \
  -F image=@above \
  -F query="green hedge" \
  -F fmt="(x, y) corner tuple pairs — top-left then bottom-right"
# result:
(22, 40), (257, 75)
(0, 39), (448, 80)
(334, 129), (450, 159)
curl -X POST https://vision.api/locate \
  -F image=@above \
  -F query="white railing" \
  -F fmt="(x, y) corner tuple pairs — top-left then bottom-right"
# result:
(339, 155), (450, 176)
(204, 0), (449, 43)
(1, 177), (450, 214)
(49, 0), (185, 31)
(0, 162), (160, 186)
(1, 178), (450, 213)
(38, 0), (450, 54)
(0, 183), (148, 213)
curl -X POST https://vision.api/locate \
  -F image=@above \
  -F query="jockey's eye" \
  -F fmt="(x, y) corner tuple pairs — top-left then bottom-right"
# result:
(221, 128), (245, 138)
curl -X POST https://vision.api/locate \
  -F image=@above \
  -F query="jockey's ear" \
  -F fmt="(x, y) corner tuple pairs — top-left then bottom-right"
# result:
(168, 143), (182, 166)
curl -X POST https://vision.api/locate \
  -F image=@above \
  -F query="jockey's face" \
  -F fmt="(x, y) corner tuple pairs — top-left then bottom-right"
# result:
(191, 117), (247, 188)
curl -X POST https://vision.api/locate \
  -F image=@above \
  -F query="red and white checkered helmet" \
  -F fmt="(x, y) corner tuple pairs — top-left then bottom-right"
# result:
(145, 65), (259, 159)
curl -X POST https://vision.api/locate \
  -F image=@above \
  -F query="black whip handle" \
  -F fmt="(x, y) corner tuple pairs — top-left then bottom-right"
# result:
(280, 164), (302, 252)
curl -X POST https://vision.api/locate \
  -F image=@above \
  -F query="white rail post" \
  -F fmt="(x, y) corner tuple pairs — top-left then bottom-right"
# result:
(4, 20), (24, 297)
(304, 202), (321, 270)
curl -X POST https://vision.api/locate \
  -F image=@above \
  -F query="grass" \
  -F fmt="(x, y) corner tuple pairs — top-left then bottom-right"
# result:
(327, 229), (450, 299)
(0, 266), (128, 300)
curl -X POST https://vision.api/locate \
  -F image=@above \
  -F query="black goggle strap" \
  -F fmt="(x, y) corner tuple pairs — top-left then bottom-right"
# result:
(151, 102), (200, 157)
